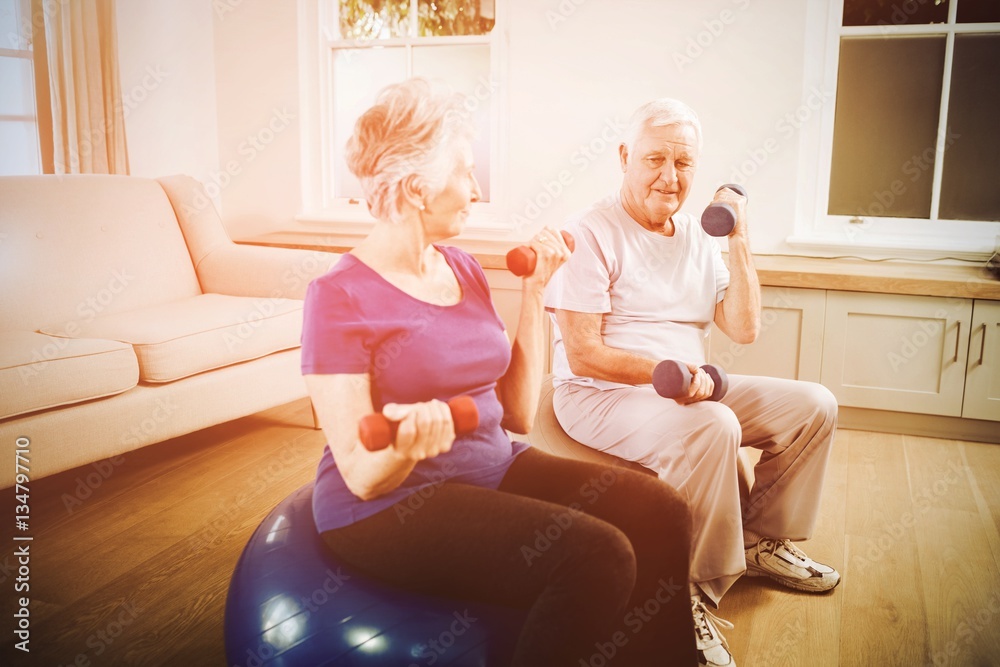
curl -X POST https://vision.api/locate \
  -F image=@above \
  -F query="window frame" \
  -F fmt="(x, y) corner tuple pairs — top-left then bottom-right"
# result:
(0, 0), (41, 176)
(789, 0), (1000, 260)
(296, 0), (510, 239)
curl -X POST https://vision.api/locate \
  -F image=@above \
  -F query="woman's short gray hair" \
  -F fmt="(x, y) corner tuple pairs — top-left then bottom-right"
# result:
(622, 98), (702, 155)
(345, 78), (475, 221)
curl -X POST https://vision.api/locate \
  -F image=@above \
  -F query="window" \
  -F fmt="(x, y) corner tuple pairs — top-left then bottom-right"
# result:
(794, 0), (1000, 258)
(0, 0), (41, 175)
(299, 0), (505, 233)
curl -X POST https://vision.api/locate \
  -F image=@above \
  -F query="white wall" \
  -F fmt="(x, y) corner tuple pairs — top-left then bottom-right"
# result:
(504, 0), (816, 254)
(116, 0), (820, 254)
(116, 0), (219, 187)
(212, 0), (301, 239)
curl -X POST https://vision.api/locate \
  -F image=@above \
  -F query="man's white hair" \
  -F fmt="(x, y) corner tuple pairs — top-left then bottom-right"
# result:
(622, 98), (702, 155)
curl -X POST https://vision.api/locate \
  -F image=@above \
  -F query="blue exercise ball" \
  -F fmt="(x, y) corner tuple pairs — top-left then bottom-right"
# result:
(224, 483), (526, 666)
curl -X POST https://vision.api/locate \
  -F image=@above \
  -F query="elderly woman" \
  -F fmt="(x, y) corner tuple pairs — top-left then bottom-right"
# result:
(301, 78), (697, 666)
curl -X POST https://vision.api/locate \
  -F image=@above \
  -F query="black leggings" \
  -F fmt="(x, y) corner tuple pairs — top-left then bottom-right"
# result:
(321, 448), (697, 666)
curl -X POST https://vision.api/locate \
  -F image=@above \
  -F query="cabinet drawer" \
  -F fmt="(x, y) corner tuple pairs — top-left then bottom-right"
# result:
(821, 292), (971, 416)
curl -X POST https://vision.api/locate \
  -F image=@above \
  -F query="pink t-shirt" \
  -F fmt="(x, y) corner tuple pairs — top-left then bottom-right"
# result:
(544, 192), (730, 391)
(302, 245), (529, 531)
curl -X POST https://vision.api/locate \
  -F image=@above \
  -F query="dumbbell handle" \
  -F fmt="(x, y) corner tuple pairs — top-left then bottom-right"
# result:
(358, 396), (480, 451)
(506, 231), (576, 277)
(652, 360), (729, 402)
(700, 184), (747, 237)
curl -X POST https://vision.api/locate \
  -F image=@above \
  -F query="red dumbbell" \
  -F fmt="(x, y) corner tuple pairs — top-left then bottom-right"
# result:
(700, 183), (748, 237)
(506, 230), (576, 277)
(358, 396), (480, 451)
(652, 360), (729, 402)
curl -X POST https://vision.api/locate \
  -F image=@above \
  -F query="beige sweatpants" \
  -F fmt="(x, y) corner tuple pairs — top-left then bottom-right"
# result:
(553, 374), (838, 606)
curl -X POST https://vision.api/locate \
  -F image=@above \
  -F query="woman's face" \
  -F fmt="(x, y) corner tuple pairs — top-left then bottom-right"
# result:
(421, 141), (481, 239)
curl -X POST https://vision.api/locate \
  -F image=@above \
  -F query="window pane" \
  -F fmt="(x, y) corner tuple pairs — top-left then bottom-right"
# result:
(338, 0), (410, 40)
(957, 0), (1000, 23)
(0, 120), (40, 175)
(939, 34), (1000, 221)
(842, 0), (950, 26)
(1, 0), (31, 49)
(829, 36), (945, 218)
(0, 55), (35, 116)
(418, 0), (495, 36)
(332, 47), (406, 198)
(413, 44), (491, 201)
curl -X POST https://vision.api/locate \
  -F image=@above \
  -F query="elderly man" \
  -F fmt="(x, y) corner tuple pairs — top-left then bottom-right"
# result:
(544, 98), (840, 667)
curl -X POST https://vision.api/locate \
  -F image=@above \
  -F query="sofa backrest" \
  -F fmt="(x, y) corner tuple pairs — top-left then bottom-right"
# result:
(0, 175), (203, 333)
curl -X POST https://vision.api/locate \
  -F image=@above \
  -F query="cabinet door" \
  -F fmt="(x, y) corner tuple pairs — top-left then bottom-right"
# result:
(963, 300), (1000, 422)
(821, 292), (971, 416)
(708, 286), (826, 382)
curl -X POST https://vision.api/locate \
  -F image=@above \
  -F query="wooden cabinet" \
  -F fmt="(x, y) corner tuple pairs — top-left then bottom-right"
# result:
(963, 300), (1000, 421)
(820, 291), (972, 417)
(709, 287), (1000, 423)
(707, 286), (826, 382)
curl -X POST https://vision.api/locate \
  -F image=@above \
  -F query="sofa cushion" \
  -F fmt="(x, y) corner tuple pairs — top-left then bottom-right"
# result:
(0, 176), (203, 334)
(0, 331), (139, 419)
(39, 294), (304, 383)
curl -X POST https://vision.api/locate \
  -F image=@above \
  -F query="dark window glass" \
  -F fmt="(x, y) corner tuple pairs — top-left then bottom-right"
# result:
(957, 0), (1000, 23)
(829, 36), (946, 218)
(843, 0), (950, 26)
(939, 33), (1000, 221)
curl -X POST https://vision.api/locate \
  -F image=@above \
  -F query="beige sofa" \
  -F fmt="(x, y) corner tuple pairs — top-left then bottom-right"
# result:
(0, 174), (339, 488)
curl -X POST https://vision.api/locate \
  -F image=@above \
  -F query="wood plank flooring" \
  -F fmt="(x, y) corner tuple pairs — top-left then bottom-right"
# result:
(1, 399), (998, 666)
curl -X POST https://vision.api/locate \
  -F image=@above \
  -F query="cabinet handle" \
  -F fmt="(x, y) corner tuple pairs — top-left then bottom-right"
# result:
(978, 323), (989, 366)
(953, 321), (961, 363)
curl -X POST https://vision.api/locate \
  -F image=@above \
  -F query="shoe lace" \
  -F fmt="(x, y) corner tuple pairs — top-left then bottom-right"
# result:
(760, 537), (806, 561)
(691, 597), (733, 650)
(777, 538), (808, 560)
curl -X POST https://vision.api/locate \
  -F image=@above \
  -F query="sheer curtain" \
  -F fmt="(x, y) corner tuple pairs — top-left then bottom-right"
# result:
(32, 0), (128, 175)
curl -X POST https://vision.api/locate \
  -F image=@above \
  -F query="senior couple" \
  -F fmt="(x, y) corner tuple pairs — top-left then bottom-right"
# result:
(302, 78), (839, 667)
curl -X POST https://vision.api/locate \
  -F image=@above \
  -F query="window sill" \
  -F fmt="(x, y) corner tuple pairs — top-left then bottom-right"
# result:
(294, 207), (518, 244)
(786, 229), (996, 263)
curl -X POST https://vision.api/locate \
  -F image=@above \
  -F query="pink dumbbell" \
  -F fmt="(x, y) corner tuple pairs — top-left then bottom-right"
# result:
(358, 396), (479, 451)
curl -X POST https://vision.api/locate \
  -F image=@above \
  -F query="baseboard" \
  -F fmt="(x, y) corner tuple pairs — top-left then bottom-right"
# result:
(838, 406), (1000, 444)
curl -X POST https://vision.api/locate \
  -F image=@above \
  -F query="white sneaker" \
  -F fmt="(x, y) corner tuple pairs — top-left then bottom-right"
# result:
(745, 538), (841, 593)
(691, 595), (735, 667)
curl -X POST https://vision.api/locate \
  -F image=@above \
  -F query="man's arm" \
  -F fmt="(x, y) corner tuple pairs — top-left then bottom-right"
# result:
(713, 190), (760, 344)
(555, 309), (658, 385)
(555, 309), (716, 402)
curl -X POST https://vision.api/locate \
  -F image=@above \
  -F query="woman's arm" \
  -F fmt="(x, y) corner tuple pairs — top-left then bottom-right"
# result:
(495, 229), (571, 433)
(305, 373), (455, 500)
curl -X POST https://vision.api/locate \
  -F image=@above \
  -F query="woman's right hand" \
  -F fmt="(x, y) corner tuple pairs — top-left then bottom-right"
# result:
(379, 400), (456, 461)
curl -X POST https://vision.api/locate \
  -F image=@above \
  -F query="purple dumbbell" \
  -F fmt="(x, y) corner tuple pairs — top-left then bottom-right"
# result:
(700, 183), (748, 237)
(652, 360), (729, 402)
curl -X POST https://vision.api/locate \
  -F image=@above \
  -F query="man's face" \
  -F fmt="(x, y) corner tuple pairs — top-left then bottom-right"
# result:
(619, 122), (698, 228)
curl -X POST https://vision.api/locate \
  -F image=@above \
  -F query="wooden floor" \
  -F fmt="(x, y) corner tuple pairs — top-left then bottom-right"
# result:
(1, 398), (999, 666)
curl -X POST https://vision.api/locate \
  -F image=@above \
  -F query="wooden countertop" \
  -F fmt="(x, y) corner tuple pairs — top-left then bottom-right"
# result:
(236, 231), (1000, 301)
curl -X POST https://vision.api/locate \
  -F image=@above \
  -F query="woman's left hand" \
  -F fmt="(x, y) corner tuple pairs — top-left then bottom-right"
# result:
(523, 227), (572, 288)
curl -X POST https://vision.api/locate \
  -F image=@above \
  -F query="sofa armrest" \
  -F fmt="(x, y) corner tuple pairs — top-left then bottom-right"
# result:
(197, 243), (339, 300)
(156, 174), (339, 300)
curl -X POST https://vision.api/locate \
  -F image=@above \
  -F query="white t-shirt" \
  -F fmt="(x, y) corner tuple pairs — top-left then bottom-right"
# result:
(544, 191), (730, 390)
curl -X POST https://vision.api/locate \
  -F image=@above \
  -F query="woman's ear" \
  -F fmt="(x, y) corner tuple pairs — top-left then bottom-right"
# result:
(399, 173), (425, 211)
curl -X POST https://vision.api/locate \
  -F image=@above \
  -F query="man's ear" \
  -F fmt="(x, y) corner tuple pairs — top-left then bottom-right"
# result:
(619, 143), (629, 173)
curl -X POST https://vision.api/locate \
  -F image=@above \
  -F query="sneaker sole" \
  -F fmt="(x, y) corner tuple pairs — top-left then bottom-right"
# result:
(745, 563), (841, 593)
